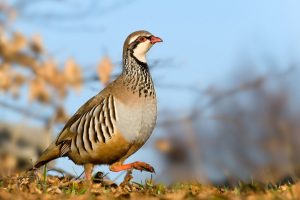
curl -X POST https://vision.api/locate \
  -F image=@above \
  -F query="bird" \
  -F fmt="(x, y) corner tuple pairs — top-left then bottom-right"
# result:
(32, 30), (162, 182)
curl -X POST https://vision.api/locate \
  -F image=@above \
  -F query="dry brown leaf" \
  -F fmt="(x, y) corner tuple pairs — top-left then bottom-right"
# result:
(30, 34), (43, 54)
(10, 73), (24, 98)
(54, 106), (69, 123)
(13, 73), (26, 86)
(28, 78), (50, 103)
(13, 52), (38, 70)
(52, 73), (67, 98)
(0, 64), (24, 97)
(0, 34), (12, 58)
(10, 32), (26, 53)
(97, 56), (113, 86)
(0, 30), (6, 44)
(0, 63), (11, 91)
(64, 58), (82, 92)
(38, 59), (67, 98)
(40, 59), (57, 81)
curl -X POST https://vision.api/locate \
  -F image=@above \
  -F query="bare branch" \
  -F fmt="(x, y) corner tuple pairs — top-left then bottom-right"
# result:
(0, 101), (49, 122)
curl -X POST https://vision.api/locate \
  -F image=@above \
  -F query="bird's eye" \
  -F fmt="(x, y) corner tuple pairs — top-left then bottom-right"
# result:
(138, 36), (147, 42)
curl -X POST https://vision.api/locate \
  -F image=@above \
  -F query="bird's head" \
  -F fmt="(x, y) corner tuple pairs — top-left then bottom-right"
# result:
(123, 30), (162, 63)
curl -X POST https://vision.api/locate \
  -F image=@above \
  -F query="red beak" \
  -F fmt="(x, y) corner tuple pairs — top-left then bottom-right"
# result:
(150, 35), (163, 44)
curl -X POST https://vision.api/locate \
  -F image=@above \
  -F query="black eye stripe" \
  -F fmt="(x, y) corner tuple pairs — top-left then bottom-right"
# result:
(128, 35), (151, 51)
(135, 36), (151, 43)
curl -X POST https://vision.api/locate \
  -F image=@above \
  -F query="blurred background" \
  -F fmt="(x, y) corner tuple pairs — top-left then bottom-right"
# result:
(1, 0), (300, 186)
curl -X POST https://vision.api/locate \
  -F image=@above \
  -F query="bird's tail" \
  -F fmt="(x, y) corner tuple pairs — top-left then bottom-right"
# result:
(32, 142), (60, 169)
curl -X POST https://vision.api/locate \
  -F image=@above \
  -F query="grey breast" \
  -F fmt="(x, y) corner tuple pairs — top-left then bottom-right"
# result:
(113, 91), (157, 144)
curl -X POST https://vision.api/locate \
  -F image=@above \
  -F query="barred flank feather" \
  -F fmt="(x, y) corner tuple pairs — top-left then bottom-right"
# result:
(70, 95), (117, 155)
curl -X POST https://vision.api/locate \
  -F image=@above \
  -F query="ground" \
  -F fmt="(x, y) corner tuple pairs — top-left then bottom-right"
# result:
(0, 170), (299, 200)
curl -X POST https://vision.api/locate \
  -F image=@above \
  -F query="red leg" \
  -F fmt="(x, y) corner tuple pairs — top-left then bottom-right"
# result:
(110, 161), (155, 173)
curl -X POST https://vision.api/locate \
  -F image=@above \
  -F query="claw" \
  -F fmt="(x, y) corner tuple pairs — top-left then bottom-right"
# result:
(132, 161), (155, 173)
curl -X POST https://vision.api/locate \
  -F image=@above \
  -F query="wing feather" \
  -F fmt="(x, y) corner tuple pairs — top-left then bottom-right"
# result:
(56, 94), (117, 155)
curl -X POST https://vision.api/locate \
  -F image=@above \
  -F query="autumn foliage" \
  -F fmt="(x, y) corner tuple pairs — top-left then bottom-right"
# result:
(0, 28), (113, 124)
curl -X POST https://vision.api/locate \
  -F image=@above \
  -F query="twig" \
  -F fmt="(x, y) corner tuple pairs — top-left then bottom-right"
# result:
(119, 170), (133, 187)
(0, 100), (49, 122)
(158, 67), (295, 127)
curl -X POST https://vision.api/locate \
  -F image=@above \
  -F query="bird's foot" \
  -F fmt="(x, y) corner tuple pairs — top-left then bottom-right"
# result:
(110, 161), (155, 173)
(132, 161), (155, 173)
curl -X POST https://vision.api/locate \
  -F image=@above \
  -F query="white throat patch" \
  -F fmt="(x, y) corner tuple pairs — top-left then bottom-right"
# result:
(133, 41), (152, 63)
(128, 34), (152, 63)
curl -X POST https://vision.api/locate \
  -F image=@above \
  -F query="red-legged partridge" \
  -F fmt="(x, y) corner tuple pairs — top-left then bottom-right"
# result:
(33, 30), (162, 182)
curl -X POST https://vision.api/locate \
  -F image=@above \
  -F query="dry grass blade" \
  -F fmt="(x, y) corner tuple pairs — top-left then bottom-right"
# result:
(119, 170), (133, 188)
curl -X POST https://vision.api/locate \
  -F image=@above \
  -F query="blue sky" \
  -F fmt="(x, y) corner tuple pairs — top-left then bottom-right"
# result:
(16, 0), (300, 108)
(13, 0), (300, 110)
(4, 0), (300, 182)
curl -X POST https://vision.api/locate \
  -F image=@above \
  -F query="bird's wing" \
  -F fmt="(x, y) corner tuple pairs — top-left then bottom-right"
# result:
(55, 93), (118, 155)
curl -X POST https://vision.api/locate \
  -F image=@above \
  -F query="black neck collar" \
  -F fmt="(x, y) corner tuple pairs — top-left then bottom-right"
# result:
(123, 51), (148, 70)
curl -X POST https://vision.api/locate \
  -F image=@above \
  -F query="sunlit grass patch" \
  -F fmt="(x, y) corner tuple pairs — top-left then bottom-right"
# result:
(0, 172), (300, 200)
